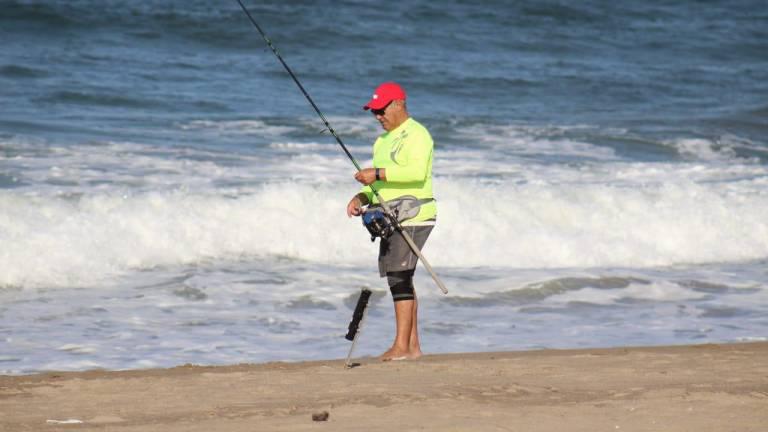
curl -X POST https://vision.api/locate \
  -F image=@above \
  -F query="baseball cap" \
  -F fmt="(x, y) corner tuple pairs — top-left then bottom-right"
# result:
(363, 82), (407, 110)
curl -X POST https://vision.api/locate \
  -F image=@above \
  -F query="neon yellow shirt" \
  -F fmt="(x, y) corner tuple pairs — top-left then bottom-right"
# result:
(360, 117), (436, 224)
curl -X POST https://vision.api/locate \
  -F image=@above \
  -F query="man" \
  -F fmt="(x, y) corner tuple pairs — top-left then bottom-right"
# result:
(346, 82), (437, 361)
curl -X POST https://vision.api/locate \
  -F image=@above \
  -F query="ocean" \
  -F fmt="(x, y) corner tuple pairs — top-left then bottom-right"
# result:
(1, 0), (767, 374)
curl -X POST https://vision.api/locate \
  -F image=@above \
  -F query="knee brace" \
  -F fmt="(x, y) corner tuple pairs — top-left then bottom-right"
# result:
(387, 270), (415, 302)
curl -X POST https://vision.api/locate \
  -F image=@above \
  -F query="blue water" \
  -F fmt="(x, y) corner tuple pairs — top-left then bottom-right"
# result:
(1, 0), (767, 374)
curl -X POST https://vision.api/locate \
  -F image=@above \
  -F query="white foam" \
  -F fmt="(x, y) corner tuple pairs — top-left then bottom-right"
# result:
(38, 360), (104, 372)
(0, 185), (366, 288)
(58, 344), (97, 354)
(178, 116), (380, 140)
(269, 141), (340, 151)
(430, 172), (768, 268)
(454, 123), (619, 160)
(550, 280), (705, 305)
(1, 140), (355, 194)
(2, 163), (768, 289)
(671, 138), (738, 161)
(666, 136), (767, 163)
(3, 134), (768, 289)
(177, 119), (296, 136)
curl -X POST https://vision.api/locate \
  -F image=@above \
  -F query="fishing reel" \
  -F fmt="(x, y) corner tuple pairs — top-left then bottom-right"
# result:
(362, 208), (396, 241)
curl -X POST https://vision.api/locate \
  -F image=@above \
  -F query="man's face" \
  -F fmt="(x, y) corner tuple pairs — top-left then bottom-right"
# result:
(371, 100), (398, 131)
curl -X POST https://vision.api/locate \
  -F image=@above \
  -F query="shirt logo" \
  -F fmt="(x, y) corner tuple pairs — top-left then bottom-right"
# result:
(390, 130), (408, 163)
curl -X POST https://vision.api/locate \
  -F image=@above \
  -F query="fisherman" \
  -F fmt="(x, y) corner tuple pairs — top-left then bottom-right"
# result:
(346, 82), (437, 361)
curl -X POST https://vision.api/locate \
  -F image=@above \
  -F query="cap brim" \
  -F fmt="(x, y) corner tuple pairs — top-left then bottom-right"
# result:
(363, 98), (392, 111)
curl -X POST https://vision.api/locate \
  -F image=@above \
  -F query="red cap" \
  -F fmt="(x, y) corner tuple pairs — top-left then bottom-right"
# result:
(363, 82), (407, 110)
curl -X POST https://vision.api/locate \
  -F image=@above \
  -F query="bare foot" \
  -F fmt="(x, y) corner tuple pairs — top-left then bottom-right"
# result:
(380, 347), (410, 361)
(380, 347), (423, 361)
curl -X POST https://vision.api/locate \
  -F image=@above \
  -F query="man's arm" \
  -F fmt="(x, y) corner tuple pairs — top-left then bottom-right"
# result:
(354, 168), (386, 185)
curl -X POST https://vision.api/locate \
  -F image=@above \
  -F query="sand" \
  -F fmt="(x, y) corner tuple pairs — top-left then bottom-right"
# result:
(1, 342), (767, 431)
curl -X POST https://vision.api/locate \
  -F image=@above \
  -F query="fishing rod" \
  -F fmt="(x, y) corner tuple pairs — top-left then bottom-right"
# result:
(235, 0), (448, 295)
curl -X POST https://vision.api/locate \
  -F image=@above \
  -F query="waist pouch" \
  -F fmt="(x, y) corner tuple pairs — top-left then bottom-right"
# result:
(361, 196), (434, 241)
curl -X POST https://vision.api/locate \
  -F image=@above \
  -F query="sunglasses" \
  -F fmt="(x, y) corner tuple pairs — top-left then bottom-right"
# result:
(370, 102), (392, 116)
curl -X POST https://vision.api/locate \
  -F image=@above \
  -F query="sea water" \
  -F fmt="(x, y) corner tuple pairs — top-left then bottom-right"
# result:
(1, 0), (767, 374)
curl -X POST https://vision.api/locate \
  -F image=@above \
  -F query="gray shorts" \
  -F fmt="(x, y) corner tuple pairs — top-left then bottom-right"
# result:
(378, 225), (434, 277)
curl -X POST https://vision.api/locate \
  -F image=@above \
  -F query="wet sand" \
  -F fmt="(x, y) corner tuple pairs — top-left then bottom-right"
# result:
(2, 342), (767, 431)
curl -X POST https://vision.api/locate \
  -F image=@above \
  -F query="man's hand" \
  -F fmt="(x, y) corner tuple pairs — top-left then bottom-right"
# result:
(347, 196), (363, 217)
(354, 168), (384, 185)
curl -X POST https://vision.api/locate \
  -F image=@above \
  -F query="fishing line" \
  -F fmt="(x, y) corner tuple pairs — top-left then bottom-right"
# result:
(234, 0), (362, 172)
(235, 0), (448, 294)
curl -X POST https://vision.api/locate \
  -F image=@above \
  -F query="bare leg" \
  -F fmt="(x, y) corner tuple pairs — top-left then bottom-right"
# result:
(380, 299), (415, 360)
(409, 295), (423, 359)
(381, 266), (424, 361)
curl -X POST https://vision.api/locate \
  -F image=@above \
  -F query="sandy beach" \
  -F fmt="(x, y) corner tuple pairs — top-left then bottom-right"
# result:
(1, 342), (766, 431)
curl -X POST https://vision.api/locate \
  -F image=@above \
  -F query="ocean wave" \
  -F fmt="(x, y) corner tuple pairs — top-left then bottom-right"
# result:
(748, 105), (768, 117)
(3, 131), (765, 194)
(0, 1), (343, 50)
(178, 120), (297, 137)
(3, 131), (768, 289)
(2, 1), (78, 28)
(443, 276), (651, 307)
(665, 137), (766, 163)
(37, 90), (168, 109)
(670, 138), (739, 161)
(439, 276), (736, 308)
(2, 168), (768, 289)
(520, 2), (604, 23)
(450, 123), (619, 161)
(0, 64), (48, 79)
